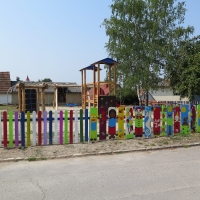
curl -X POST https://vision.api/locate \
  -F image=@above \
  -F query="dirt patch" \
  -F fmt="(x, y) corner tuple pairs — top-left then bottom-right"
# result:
(1, 133), (200, 161)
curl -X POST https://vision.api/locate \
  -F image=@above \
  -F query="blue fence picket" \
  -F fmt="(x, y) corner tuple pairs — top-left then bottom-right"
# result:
(20, 112), (25, 147)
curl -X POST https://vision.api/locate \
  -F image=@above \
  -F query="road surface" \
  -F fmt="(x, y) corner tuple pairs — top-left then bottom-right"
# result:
(0, 147), (200, 200)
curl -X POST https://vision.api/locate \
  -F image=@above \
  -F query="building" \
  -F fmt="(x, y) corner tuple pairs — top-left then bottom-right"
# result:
(140, 79), (189, 105)
(11, 81), (82, 106)
(0, 72), (12, 104)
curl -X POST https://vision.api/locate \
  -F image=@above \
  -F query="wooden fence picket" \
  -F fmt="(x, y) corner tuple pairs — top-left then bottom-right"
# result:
(70, 110), (73, 144)
(85, 109), (89, 142)
(3, 111), (7, 147)
(43, 111), (47, 145)
(54, 111), (58, 144)
(9, 111), (13, 147)
(197, 105), (200, 133)
(60, 111), (63, 145)
(75, 110), (78, 143)
(20, 112), (25, 147)
(38, 111), (42, 145)
(32, 111), (36, 146)
(49, 111), (53, 145)
(14, 112), (19, 147)
(80, 109), (83, 143)
(0, 111), (2, 147)
(64, 110), (68, 144)
(27, 111), (31, 146)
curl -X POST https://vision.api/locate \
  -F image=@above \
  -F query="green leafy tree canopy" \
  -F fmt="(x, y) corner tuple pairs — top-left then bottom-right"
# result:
(102, 0), (194, 105)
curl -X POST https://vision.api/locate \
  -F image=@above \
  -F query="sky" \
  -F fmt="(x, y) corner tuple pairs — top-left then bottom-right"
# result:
(0, 0), (200, 84)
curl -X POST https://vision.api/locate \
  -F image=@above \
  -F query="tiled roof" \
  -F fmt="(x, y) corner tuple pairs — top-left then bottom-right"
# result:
(0, 72), (11, 93)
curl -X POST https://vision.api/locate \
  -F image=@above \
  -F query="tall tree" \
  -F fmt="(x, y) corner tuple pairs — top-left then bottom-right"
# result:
(167, 35), (200, 101)
(102, 0), (193, 105)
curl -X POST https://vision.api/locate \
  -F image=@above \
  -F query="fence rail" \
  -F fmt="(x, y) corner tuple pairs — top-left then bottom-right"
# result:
(0, 104), (199, 148)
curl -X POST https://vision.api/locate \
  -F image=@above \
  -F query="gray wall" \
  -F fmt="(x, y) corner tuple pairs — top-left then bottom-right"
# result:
(66, 93), (81, 105)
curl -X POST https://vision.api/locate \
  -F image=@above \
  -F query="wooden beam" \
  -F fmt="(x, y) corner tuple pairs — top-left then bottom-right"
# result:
(18, 87), (22, 113)
(98, 63), (100, 96)
(53, 87), (55, 109)
(22, 87), (25, 112)
(114, 62), (117, 95)
(55, 87), (58, 111)
(42, 88), (45, 112)
(109, 65), (111, 95)
(84, 69), (86, 109)
(36, 88), (39, 112)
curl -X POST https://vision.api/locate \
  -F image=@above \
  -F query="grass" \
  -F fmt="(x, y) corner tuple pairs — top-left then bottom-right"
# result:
(28, 157), (36, 162)
(150, 143), (155, 146)
(163, 141), (169, 145)
(138, 142), (143, 145)
(0, 105), (18, 112)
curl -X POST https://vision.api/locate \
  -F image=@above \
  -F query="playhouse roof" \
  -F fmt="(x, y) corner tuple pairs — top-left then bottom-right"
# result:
(91, 58), (118, 66)
(79, 65), (102, 71)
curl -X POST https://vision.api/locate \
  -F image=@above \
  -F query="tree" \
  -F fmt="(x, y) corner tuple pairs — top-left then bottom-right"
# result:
(167, 35), (200, 101)
(42, 78), (52, 82)
(102, 0), (194, 105)
(16, 76), (20, 81)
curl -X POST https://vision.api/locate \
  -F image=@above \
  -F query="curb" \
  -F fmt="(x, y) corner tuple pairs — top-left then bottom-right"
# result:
(1, 142), (200, 163)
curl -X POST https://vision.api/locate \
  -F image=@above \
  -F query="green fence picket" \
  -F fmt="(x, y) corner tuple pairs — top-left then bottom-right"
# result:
(64, 110), (68, 144)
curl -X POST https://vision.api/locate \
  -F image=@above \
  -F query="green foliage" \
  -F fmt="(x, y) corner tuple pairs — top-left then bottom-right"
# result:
(116, 88), (139, 105)
(42, 78), (52, 82)
(167, 36), (200, 101)
(102, 0), (194, 104)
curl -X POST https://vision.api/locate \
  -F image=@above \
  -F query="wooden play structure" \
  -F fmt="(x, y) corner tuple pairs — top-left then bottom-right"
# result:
(16, 82), (48, 113)
(80, 58), (118, 109)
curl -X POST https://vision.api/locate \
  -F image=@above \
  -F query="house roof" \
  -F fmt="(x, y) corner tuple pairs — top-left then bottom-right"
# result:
(0, 72), (11, 94)
(12, 81), (81, 93)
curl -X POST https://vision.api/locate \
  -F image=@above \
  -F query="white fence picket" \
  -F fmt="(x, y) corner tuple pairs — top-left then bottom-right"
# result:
(54, 111), (58, 144)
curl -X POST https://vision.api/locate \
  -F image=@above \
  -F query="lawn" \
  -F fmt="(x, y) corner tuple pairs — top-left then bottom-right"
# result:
(0, 105), (18, 113)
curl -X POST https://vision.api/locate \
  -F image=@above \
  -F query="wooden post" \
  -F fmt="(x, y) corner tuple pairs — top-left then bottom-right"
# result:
(114, 62), (117, 96)
(84, 69), (86, 109)
(81, 70), (84, 109)
(98, 63), (100, 96)
(22, 87), (25, 112)
(18, 87), (22, 113)
(55, 87), (58, 111)
(109, 65), (111, 95)
(42, 88), (45, 112)
(53, 86), (56, 108)
(36, 88), (39, 112)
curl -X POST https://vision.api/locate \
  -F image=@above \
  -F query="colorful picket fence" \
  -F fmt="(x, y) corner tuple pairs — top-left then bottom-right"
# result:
(0, 104), (199, 148)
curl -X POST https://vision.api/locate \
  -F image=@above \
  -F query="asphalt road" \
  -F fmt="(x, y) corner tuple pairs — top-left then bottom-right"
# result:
(0, 147), (200, 200)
